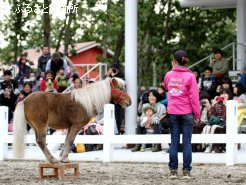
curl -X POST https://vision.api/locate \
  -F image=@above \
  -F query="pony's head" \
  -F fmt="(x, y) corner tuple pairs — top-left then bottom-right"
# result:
(110, 77), (131, 108)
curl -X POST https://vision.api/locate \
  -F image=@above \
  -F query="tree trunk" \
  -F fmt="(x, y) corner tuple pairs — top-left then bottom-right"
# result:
(43, 0), (51, 48)
(64, 0), (76, 56)
(56, 0), (70, 52)
(102, 0), (111, 61)
(112, 23), (124, 64)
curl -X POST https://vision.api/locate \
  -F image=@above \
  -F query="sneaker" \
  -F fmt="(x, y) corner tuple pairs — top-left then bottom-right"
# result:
(140, 147), (145, 152)
(204, 146), (211, 153)
(182, 170), (191, 180)
(169, 170), (178, 180)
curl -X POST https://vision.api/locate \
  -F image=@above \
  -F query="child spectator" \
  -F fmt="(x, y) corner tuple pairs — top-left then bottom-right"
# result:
(55, 67), (68, 93)
(139, 105), (156, 152)
(40, 70), (58, 92)
(158, 85), (168, 106)
(200, 66), (217, 99)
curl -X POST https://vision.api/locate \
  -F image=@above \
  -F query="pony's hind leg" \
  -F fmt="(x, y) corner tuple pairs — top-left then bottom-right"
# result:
(35, 129), (58, 163)
(60, 126), (81, 163)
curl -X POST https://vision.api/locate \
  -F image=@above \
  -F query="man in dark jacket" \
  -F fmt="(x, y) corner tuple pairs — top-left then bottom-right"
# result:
(37, 46), (51, 76)
(45, 52), (68, 76)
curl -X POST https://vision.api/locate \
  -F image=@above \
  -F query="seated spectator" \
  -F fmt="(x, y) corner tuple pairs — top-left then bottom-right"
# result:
(157, 86), (168, 106)
(16, 90), (29, 104)
(40, 70), (58, 92)
(22, 82), (32, 95)
(139, 105), (156, 152)
(202, 89), (232, 153)
(209, 48), (229, 83)
(237, 68), (246, 91)
(29, 71), (40, 92)
(0, 70), (19, 95)
(55, 67), (68, 93)
(132, 89), (167, 152)
(0, 84), (17, 123)
(45, 52), (68, 76)
(192, 67), (202, 89)
(82, 112), (104, 151)
(16, 55), (30, 85)
(72, 78), (82, 89)
(200, 66), (217, 99)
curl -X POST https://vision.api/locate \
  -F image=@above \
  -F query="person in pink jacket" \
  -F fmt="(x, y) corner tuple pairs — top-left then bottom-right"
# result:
(163, 50), (200, 180)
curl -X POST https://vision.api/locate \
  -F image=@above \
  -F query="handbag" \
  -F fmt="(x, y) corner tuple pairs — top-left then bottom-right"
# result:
(208, 115), (224, 126)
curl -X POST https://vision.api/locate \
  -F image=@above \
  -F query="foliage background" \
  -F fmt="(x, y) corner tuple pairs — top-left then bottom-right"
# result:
(0, 0), (236, 87)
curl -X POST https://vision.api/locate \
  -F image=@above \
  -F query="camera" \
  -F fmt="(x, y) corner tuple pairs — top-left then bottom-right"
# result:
(216, 96), (224, 102)
(112, 68), (117, 73)
(201, 99), (207, 105)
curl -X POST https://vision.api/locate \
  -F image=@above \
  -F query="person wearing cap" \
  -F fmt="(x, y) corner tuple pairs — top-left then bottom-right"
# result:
(16, 55), (30, 85)
(209, 48), (229, 82)
(139, 104), (156, 152)
(45, 52), (68, 77)
(163, 50), (200, 180)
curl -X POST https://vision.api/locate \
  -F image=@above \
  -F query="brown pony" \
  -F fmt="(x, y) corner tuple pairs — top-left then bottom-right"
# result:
(13, 77), (131, 163)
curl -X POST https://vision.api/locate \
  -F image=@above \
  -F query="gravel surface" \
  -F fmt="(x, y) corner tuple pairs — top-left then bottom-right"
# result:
(0, 161), (246, 185)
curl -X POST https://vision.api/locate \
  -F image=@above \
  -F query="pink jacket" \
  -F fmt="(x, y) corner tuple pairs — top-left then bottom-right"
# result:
(163, 66), (200, 119)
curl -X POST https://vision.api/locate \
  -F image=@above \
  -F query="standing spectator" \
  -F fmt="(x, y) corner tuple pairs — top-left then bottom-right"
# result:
(209, 48), (229, 82)
(105, 63), (125, 134)
(45, 52), (68, 76)
(105, 63), (125, 79)
(0, 70), (19, 95)
(200, 66), (217, 100)
(40, 70), (58, 92)
(163, 50), (200, 180)
(37, 46), (51, 76)
(16, 56), (30, 85)
(55, 67), (68, 93)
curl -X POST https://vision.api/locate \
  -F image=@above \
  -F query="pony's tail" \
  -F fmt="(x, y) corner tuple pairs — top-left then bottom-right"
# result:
(13, 101), (26, 159)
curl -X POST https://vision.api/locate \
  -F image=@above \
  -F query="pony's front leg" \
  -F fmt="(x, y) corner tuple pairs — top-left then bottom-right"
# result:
(60, 126), (81, 163)
(59, 128), (70, 158)
(36, 131), (58, 163)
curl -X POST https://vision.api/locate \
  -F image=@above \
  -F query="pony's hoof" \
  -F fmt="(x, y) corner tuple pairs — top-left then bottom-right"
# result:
(50, 158), (59, 163)
(60, 157), (70, 163)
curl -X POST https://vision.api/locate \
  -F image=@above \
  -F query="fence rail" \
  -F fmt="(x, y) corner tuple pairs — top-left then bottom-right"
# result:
(0, 100), (245, 165)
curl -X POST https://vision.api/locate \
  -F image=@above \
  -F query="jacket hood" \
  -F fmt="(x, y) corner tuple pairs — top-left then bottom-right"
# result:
(172, 66), (191, 73)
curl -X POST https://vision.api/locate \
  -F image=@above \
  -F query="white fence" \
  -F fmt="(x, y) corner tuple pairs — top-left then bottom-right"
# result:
(0, 100), (246, 165)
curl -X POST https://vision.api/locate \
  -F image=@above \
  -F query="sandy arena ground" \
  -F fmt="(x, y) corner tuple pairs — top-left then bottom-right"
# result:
(0, 161), (246, 185)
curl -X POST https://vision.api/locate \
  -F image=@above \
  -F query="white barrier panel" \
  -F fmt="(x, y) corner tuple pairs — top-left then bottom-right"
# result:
(0, 102), (245, 165)
(226, 100), (238, 165)
(0, 106), (8, 160)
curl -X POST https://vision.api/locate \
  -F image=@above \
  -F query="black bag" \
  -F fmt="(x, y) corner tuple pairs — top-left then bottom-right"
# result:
(85, 125), (99, 135)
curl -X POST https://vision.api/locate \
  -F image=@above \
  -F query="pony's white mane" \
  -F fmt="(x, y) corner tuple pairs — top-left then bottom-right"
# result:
(71, 78), (111, 117)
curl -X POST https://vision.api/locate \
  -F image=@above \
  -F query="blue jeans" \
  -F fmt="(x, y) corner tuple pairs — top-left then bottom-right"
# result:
(168, 113), (194, 171)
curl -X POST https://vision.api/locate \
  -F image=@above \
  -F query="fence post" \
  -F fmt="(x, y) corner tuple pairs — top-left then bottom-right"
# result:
(226, 100), (238, 165)
(0, 106), (8, 161)
(103, 104), (115, 163)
